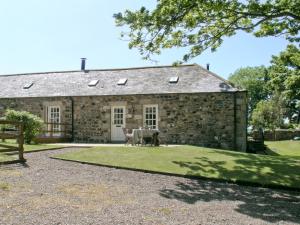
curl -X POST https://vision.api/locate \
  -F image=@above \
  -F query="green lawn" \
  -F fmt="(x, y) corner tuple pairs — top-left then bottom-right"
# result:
(0, 140), (65, 162)
(54, 145), (300, 190)
(0, 152), (15, 162)
(265, 141), (300, 159)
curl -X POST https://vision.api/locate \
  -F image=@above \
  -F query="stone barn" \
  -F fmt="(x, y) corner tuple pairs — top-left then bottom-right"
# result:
(0, 63), (247, 151)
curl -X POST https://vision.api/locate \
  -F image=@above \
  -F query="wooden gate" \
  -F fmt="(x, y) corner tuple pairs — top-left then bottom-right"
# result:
(0, 120), (25, 162)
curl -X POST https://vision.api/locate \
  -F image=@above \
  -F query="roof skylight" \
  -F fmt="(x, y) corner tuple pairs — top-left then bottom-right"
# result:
(23, 82), (34, 89)
(117, 78), (127, 85)
(88, 79), (99, 87)
(169, 76), (179, 83)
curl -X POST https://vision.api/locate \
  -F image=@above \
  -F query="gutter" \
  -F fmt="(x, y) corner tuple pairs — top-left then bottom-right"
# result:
(233, 92), (237, 150)
(0, 90), (245, 100)
(69, 97), (75, 142)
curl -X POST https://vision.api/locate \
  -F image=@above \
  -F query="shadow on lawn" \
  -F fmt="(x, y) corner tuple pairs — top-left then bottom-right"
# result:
(264, 147), (300, 160)
(159, 153), (300, 223)
(177, 151), (299, 188)
(264, 147), (280, 156)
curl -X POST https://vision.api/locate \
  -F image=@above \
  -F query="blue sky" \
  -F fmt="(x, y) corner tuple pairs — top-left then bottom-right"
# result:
(0, 0), (289, 78)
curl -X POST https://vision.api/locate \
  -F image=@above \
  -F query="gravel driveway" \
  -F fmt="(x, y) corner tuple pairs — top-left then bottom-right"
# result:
(0, 148), (299, 225)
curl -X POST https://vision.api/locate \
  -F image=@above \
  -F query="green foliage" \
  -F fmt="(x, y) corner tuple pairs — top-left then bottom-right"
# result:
(3, 110), (44, 144)
(114, 0), (300, 62)
(268, 44), (300, 123)
(268, 45), (300, 98)
(251, 97), (285, 130)
(233, 45), (300, 128)
(229, 66), (269, 116)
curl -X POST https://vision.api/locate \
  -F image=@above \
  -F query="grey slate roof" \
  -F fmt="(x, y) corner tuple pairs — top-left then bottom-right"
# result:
(0, 64), (238, 99)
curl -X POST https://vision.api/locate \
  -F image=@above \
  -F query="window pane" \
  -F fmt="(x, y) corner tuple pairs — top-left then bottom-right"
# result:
(113, 107), (124, 125)
(144, 106), (158, 129)
(48, 106), (60, 133)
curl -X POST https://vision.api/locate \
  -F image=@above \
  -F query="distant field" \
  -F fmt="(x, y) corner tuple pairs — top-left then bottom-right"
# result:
(265, 141), (300, 159)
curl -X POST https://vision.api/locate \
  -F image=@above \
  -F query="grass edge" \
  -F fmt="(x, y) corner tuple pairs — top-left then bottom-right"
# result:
(51, 156), (300, 192)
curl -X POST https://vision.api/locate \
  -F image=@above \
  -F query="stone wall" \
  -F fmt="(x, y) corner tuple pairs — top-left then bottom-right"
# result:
(0, 91), (247, 151)
(252, 129), (300, 141)
(72, 92), (247, 151)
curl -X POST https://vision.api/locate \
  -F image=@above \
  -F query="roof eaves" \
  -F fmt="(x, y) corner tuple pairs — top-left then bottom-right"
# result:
(0, 90), (240, 99)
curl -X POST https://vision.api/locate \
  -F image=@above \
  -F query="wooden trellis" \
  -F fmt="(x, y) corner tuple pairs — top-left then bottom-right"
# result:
(0, 120), (25, 161)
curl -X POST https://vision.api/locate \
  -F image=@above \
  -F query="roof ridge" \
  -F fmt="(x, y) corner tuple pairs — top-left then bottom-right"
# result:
(0, 64), (197, 77)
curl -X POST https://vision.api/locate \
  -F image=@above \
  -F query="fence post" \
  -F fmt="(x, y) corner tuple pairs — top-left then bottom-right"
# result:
(18, 123), (25, 161)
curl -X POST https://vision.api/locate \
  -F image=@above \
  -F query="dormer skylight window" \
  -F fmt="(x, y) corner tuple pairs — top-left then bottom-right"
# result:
(88, 79), (99, 87)
(117, 78), (127, 85)
(23, 82), (34, 89)
(169, 76), (179, 83)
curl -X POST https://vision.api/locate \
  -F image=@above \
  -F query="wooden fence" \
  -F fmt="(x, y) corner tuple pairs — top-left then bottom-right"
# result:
(0, 120), (25, 161)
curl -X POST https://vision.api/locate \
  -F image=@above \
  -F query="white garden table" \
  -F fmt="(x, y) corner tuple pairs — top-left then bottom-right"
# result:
(132, 128), (159, 145)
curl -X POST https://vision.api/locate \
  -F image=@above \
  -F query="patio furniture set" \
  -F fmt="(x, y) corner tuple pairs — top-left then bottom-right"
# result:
(122, 128), (160, 146)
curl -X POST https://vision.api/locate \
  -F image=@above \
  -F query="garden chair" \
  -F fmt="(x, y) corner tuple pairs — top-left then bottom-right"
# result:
(122, 128), (133, 145)
(141, 128), (159, 146)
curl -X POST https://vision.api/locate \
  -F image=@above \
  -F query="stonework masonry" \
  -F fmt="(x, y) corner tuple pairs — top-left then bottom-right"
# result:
(0, 91), (247, 151)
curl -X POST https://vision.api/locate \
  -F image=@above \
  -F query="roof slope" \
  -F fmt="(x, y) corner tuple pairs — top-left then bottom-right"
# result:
(0, 64), (238, 98)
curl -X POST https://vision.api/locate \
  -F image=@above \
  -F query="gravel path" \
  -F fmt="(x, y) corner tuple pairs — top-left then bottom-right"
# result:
(0, 148), (299, 225)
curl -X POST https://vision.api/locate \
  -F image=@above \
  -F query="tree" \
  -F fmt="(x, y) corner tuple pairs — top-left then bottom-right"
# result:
(114, 0), (300, 62)
(228, 66), (269, 117)
(268, 44), (300, 123)
(251, 97), (285, 131)
(3, 110), (44, 144)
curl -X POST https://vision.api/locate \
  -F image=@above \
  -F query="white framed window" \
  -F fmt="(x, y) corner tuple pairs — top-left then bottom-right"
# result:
(113, 107), (124, 125)
(47, 106), (61, 135)
(143, 104), (158, 129)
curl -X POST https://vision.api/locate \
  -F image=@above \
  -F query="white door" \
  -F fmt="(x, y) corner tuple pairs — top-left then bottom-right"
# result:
(111, 106), (126, 142)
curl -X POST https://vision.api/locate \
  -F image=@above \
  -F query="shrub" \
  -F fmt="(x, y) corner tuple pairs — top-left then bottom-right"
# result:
(3, 109), (44, 144)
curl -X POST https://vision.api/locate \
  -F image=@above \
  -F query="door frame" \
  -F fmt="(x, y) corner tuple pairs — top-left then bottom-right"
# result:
(110, 105), (126, 142)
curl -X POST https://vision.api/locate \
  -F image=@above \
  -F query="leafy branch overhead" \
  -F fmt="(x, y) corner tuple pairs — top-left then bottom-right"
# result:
(114, 0), (300, 62)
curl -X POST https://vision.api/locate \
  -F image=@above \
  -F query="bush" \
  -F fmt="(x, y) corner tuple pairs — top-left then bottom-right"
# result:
(3, 109), (44, 144)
